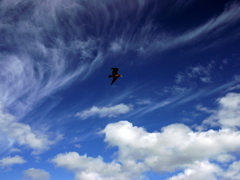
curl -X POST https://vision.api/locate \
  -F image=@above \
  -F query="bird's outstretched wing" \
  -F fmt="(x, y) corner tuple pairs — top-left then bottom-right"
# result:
(111, 77), (118, 85)
(112, 68), (119, 75)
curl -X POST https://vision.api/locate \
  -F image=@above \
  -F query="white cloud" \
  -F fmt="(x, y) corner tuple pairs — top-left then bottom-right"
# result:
(168, 160), (240, 180)
(196, 105), (216, 114)
(167, 161), (222, 180)
(202, 93), (240, 129)
(51, 152), (145, 180)
(175, 73), (185, 84)
(52, 93), (240, 179)
(9, 148), (21, 153)
(213, 154), (235, 163)
(0, 105), (60, 154)
(102, 121), (240, 172)
(136, 99), (152, 105)
(110, 41), (123, 52)
(75, 103), (133, 119)
(223, 161), (240, 180)
(227, 84), (240, 91)
(175, 63), (213, 85)
(74, 144), (81, 148)
(23, 168), (50, 180)
(162, 2), (240, 50)
(0, 155), (26, 167)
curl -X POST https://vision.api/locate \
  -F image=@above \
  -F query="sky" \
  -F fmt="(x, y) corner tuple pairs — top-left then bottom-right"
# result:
(0, 0), (240, 179)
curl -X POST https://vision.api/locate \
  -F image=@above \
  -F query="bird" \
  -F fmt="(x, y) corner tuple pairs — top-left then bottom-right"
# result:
(108, 68), (122, 85)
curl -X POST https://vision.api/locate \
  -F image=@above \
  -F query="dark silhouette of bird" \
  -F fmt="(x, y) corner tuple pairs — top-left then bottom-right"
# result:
(108, 68), (122, 85)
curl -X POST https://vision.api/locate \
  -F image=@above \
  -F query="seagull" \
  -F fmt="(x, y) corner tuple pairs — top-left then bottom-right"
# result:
(108, 68), (122, 85)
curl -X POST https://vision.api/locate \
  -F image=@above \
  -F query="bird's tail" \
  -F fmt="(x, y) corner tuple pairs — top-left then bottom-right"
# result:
(108, 75), (112, 78)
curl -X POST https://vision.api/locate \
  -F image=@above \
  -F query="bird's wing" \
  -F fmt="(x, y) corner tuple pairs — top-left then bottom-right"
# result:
(111, 77), (118, 85)
(112, 68), (119, 75)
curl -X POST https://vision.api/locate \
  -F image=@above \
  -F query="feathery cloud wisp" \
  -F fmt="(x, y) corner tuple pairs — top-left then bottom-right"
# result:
(75, 103), (133, 119)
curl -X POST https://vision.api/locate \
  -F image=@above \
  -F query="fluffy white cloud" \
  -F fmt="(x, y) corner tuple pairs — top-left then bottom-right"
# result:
(102, 121), (240, 172)
(0, 105), (60, 154)
(0, 155), (26, 167)
(167, 161), (222, 180)
(168, 160), (240, 180)
(213, 154), (236, 163)
(51, 152), (145, 180)
(223, 161), (240, 180)
(202, 93), (240, 129)
(52, 93), (240, 179)
(75, 103), (133, 119)
(23, 168), (50, 180)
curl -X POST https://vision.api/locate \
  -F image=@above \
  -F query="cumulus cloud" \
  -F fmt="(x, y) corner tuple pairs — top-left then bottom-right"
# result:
(0, 155), (26, 167)
(52, 93), (240, 179)
(51, 152), (145, 180)
(23, 168), (50, 180)
(0, 105), (60, 154)
(167, 161), (222, 180)
(103, 120), (240, 172)
(213, 154), (236, 163)
(75, 103), (133, 119)
(202, 93), (240, 129)
(168, 160), (240, 180)
(223, 161), (240, 180)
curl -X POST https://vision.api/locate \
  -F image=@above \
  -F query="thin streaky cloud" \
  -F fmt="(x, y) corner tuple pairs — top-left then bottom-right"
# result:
(75, 103), (133, 119)
(164, 3), (240, 48)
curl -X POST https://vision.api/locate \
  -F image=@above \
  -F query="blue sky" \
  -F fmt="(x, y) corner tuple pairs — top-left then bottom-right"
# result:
(0, 0), (240, 179)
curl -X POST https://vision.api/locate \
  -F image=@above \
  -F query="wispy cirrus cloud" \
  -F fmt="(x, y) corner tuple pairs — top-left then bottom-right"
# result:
(161, 2), (240, 50)
(0, 0), (111, 152)
(175, 62), (214, 84)
(75, 103), (133, 119)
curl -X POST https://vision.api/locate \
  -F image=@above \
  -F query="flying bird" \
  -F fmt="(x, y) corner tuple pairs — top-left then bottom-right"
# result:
(108, 68), (122, 85)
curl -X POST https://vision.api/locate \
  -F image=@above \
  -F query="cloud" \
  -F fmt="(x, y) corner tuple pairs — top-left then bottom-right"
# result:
(74, 144), (81, 148)
(75, 103), (133, 119)
(51, 152), (145, 180)
(196, 105), (216, 114)
(0, 155), (26, 167)
(0, 0), (110, 153)
(0, 105), (61, 154)
(136, 99), (152, 105)
(102, 120), (240, 172)
(222, 161), (240, 180)
(175, 62), (214, 84)
(167, 161), (222, 180)
(52, 93), (240, 179)
(202, 93), (240, 129)
(168, 160), (240, 180)
(23, 168), (50, 180)
(213, 154), (236, 163)
(9, 148), (21, 153)
(162, 2), (240, 50)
